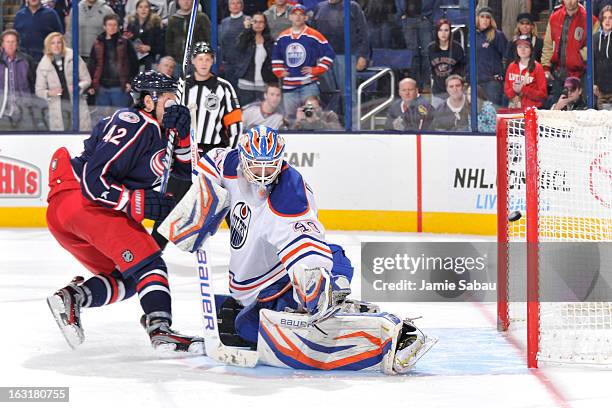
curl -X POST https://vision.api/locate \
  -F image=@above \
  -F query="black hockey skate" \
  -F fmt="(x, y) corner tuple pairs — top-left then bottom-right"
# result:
(47, 276), (86, 349)
(140, 313), (205, 354)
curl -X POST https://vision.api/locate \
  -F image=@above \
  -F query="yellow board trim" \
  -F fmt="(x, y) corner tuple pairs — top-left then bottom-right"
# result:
(0, 207), (497, 235)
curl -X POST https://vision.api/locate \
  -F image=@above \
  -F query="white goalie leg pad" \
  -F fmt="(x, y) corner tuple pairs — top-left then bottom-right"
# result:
(158, 175), (230, 252)
(257, 309), (418, 372)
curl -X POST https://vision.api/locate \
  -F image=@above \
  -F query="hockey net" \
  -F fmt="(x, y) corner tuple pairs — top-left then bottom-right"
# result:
(497, 109), (612, 367)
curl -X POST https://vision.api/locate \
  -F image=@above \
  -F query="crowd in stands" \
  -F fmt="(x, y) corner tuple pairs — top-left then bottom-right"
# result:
(1, 0), (612, 133)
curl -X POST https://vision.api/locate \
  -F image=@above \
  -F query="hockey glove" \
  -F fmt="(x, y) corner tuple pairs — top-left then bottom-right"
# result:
(127, 189), (176, 223)
(162, 104), (191, 147)
(291, 265), (335, 322)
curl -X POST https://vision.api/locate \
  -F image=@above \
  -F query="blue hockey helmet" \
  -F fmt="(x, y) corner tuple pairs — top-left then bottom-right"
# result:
(131, 70), (177, 104)
(238, 126), (285, 186)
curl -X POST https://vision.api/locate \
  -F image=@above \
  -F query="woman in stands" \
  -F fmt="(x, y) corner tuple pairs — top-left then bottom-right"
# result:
(35, 32), (91, 131)
(504, 35), (547, 109)
(475, 6), (507, 107)
(428, 18), (465, 107)
(124, 0), (164, 71)
(235, 12), (276, 106)
(505, 13), (544, 64)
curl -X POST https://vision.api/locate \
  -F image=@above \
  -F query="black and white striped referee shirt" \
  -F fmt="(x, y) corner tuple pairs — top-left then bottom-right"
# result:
(184, 75), (243, 150)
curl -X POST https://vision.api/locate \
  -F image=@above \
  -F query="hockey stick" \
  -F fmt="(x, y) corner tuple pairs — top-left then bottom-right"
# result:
(160, 0), (200, 194)
(188, 103), (257, 367)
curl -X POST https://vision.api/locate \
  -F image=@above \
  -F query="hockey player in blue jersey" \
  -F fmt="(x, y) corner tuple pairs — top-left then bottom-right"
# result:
(46, 71), (204, 353)
(159, 125), (437, 373)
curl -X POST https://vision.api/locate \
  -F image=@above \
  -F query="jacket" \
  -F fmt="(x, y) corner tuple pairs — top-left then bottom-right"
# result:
(0, 50), (36, 118)
(125, 13), (164, 70)
(594, 30), (612, 94)
(384, 95), (433, 131)
(165, 11), (211, 66)
(13, 6), (63, 61)
(35, 48), (92, 131)
(475, 28), (507, 82)
(504, 61), (548, 109)
(88, 32), (138, 90)
(78, 0), (114, 58)
(235, 30), (276, 84)
(542, 3), (599, 77)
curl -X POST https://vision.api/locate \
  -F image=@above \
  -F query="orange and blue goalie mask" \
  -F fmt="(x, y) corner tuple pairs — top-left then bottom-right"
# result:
(238, 126), (285, 187)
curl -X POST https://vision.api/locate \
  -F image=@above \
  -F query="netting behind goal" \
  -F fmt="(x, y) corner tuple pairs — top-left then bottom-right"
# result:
(497, 109), (612, 367)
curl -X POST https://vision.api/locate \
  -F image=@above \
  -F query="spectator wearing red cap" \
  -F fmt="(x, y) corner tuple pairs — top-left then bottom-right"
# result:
(504, 34), (547, 109)
(551, 76), (587, 110)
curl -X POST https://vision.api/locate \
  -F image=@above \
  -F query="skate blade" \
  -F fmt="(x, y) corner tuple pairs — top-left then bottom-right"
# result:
(46, 295), (84, 349)
(152, 341), (206, 356)
(394, 335), (438, 373)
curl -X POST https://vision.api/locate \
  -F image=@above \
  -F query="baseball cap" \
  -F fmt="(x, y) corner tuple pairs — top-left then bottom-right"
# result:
(516, 35), (532, 47)
(478, 6), (493, 17)
(290, 4), (306, 14)
(517, 13), (533, 24)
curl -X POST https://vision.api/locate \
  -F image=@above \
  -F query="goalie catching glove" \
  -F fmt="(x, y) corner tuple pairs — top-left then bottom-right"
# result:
(291, 264), (351, 323)
(158, 174), (230, 252)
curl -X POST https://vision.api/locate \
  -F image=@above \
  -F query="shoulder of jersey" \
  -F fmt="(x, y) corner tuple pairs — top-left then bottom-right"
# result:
(268, 164), (311, 217)
(303, 27), (329, 44)
(222, 148), (240, 179)
(110, 108), (159, 133)
(276, 28), (293, 40)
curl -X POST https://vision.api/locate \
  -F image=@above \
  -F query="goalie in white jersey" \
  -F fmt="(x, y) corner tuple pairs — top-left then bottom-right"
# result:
(160, 125), (437, 373)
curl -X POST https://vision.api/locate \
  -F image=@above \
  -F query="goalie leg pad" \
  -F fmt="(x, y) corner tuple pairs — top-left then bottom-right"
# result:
(257, 309), (407, 372)
(233, 276), (296, 344)
(158, 175), (230, 252)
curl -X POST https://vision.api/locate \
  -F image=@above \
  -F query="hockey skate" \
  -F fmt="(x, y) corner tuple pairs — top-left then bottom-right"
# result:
(385, 319), (438, 374)
(141, 313), (205, 354)
(47, 276), (86, 349)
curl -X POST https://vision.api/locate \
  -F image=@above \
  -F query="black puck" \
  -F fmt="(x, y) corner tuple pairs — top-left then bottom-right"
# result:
(508, 210), (522, 222)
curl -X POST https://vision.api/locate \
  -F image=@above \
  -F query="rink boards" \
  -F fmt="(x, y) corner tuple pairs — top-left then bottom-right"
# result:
(0, 133), (497, 234)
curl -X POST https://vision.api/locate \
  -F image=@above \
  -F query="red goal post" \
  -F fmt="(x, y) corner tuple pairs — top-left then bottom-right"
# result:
(496, 108), (612, 368)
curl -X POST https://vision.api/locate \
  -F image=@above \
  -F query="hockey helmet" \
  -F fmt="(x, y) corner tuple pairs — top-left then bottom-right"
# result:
(131, 70), (177, 104)
(238, 126), (285, 186)
(191, 41), (215, 60)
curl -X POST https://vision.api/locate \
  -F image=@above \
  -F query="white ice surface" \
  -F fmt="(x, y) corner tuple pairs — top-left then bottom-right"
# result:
(1, 229), (611, 408)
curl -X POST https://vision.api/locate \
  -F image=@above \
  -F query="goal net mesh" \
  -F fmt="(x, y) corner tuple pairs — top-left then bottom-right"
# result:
(502, 110), (612, 365)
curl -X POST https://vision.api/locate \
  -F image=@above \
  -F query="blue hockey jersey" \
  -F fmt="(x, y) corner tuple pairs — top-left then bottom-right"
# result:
(272, 26), (335, 90)
(71, 108), (188, 210)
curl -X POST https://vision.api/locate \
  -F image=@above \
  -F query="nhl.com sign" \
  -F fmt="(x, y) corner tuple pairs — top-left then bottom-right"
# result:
(0, 156), (41, 198)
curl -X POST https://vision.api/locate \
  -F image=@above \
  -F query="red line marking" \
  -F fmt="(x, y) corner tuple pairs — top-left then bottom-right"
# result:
(472, 302), (572, 408)
(416, 134), (422, 232)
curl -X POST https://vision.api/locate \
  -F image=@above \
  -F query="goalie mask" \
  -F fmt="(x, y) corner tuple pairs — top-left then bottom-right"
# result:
(238, 126), (285, 186)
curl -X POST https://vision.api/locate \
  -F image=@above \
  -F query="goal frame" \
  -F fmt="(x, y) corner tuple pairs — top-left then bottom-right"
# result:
(496, 107), (541, 368)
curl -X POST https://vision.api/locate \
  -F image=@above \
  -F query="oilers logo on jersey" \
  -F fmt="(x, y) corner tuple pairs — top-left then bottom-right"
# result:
(286, 43), (307, 67)
(230, 202), (251, 249)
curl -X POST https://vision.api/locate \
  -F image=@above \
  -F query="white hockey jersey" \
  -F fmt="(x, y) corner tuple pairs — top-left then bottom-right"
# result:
(197, 147), (334, 306)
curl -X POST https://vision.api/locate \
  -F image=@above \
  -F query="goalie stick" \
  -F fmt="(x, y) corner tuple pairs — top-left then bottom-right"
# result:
(159, 0), (199, 194)
(188, 103), (258, 367)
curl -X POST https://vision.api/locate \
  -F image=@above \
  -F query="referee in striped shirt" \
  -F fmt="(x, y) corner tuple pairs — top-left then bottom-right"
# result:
(152, 41), (243, 248)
